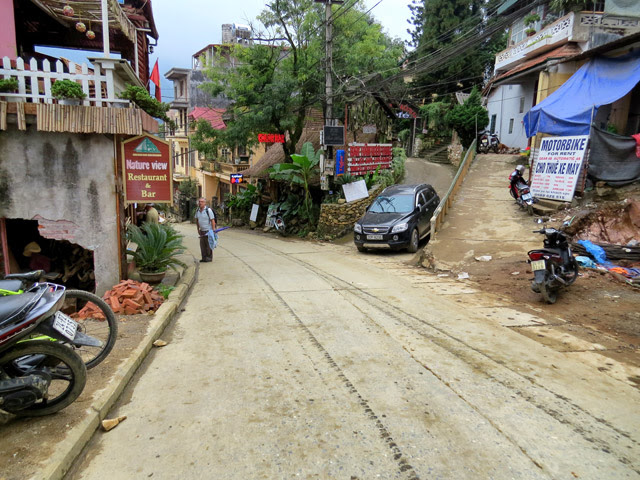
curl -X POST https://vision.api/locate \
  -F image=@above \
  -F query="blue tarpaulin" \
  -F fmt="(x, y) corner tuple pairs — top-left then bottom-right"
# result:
(524, 50), (640, 137)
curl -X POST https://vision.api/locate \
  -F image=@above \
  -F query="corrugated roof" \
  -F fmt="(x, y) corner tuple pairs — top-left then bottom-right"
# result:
(189, 107), (226, 130)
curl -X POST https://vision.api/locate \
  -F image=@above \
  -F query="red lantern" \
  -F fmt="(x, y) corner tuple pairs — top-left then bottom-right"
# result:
(75, 22), (86, 33)
(86, 30), (96, 40)
(63, 5), (74, 17)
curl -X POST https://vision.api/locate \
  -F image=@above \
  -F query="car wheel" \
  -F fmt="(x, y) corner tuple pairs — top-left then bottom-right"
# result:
(356, 244), (367, 253)
(406, 229), (419, 253)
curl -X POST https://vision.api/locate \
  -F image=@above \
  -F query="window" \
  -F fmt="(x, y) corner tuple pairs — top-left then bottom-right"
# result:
(519, 97), (525, 113)
(490, 114), (497, 134)
(510, 5), (544, 45)
(508, 118), (515, 134)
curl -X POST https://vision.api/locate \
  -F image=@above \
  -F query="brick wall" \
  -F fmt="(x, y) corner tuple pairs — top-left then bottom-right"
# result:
(33, 215), (79, 243)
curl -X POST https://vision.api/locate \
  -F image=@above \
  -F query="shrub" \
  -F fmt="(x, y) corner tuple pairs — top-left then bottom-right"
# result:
(51, 79), (86, 99)
(126, 223), (186, 273)
(118, 84), (169, 121)
(0, 78), (18, 93)
(445, 87), (488, 149)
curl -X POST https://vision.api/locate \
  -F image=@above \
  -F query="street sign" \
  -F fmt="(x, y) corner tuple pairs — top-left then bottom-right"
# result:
(230, 173), (244, 184)
(323, 126), (344, 146)
(335, 149), (345, 176)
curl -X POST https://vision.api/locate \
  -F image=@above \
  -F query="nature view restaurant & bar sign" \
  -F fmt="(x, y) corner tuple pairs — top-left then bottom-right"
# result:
(122, 135), (172, 204)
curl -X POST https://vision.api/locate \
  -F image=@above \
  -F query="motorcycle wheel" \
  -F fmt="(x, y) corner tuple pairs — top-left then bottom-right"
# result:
(539, 282), (557, 304)
(62, 290), (118, 370)
(0, 340), (86, 416)
(564, 259), (579, 286)
(274, 217), (285, 233)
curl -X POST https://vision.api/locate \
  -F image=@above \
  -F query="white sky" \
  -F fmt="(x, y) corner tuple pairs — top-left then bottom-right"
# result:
(150, 0), (414, 99)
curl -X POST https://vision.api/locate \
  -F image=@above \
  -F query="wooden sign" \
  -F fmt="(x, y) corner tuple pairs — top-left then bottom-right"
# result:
(122, 135), (172, 204)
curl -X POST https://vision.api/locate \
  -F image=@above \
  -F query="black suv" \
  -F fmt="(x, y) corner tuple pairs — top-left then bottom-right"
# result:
(353, 184), (440, 253)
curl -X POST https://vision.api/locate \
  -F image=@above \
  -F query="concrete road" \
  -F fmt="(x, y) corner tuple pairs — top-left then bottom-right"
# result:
(429, 153), (540, 267)
(69, 226), (640, 480)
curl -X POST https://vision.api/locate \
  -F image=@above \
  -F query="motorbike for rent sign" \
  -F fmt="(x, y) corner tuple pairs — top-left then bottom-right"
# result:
(530, 135), (589, 202)
(122, 135), (172, 204)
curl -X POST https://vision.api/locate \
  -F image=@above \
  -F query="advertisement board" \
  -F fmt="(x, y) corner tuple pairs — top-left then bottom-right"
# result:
(530, 135), (589, 202)
(347, 143), (393, 175)
(122, 135), (172, 204)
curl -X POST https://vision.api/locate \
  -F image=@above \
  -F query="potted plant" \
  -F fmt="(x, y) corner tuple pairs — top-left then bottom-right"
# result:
(51, 79), (87, 105)
(524, 13), (540, 26)
(526, 28), (537, 36)
(118, 84), (170, 121)
(126, 223), (187, 284)
(0, 78), (19, 102)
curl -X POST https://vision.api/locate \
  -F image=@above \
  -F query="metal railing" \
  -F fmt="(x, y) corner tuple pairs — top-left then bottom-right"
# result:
(430, 139), (477, 238)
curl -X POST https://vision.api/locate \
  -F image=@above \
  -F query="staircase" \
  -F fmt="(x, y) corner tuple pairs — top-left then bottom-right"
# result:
(420, 144), (450, 164)
(532, 198), (570, 216)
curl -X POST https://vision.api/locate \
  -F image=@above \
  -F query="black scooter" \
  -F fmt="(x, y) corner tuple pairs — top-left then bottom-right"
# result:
(509, 165), (536, 215)
(0, 283), (88, 416)
(527, 220), (578, 304)
(478, 131), (500, 153)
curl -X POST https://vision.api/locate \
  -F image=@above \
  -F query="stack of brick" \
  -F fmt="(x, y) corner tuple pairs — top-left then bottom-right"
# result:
(73, 280), (165, 318)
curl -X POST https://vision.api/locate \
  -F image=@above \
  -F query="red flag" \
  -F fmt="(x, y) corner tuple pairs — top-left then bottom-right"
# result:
(149, 59), (161, 101)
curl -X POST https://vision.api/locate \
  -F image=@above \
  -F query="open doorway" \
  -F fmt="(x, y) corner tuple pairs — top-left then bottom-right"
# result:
(3, 218), (96, 292)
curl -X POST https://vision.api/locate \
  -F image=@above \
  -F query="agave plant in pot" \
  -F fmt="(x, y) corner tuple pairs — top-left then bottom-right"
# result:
(126, 223), (187, 284)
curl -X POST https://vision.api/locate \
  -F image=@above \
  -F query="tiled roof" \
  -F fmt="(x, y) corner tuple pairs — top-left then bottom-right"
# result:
(189, 107), (226, 130)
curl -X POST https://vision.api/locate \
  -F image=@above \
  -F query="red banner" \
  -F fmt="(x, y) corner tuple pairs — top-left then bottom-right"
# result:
(122, 135), (172, 204)
(258, 133), (285, 143)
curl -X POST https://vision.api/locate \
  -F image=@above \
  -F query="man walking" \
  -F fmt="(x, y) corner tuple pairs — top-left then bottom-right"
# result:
(195, 197), (216, 262)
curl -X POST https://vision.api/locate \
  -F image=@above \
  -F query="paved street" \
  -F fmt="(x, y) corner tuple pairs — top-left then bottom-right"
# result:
(70, 225), (640, 479)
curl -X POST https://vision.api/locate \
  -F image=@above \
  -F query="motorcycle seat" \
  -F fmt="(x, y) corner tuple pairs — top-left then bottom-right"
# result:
(0, 280), (23, 292)
(0, 293), (39, 326)
(3, 271), (44, 282)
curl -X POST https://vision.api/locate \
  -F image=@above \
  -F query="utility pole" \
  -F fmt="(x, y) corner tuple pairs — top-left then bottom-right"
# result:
(315, 0), (343, 190)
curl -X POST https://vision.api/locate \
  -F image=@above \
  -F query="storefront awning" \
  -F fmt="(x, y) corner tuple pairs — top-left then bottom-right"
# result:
(524, 50), (640, 137)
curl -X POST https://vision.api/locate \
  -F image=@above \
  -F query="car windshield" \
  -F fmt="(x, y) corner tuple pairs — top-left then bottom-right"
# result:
(369, 194), (414, 213)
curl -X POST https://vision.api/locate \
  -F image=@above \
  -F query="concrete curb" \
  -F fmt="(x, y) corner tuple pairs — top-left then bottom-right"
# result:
(39, 261), (198, 480)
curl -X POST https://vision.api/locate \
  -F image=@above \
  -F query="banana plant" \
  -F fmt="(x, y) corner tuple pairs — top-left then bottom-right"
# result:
(268, 142), (320, 220)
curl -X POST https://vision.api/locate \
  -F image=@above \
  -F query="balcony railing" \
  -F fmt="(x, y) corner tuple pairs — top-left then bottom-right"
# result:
(0, 56), (140, 107)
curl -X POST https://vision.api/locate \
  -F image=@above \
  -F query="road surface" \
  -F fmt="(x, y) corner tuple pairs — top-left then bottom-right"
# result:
(69, 226), (640, 479)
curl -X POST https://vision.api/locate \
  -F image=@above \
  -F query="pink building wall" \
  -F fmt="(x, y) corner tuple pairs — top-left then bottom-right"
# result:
(0, 0), (17, 58)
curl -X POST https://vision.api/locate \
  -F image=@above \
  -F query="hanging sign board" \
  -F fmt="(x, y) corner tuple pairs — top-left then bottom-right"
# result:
(530, 135), (589, 202)
(323, 126), (345, 146)
(335, 149), (345, 176)
(122, 135), (172, 204)
(230, 173), (244, 184)
(258, 133), (285, 143)
(347, 143), (393, 175)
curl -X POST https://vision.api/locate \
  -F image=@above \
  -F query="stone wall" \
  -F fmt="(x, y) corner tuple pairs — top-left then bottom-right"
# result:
(0, 123), (119, 294)
(316, 184), (385, 239)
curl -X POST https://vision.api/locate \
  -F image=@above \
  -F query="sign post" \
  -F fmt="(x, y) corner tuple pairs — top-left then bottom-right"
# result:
(530, 135), (589, 202)
(122, 135), (172, 204)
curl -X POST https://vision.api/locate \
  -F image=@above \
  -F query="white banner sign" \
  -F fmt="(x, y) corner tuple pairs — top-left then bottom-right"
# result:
(250, 204), (259, 222)
(530, 135), (589, 202)
(342, 179), (369, 203)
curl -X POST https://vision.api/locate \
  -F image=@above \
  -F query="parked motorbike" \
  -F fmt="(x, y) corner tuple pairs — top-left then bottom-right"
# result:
(268, 205), (286, 233)
(528, 219), (578, 304)
(0, 271), (117, 369)
(0, 283), (87, 416)
(478, 131), (500, 154)
(509, 165), (536, 215)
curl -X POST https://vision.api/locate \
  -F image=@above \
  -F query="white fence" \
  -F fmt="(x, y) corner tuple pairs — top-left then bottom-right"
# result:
(0, 56), (129, 107)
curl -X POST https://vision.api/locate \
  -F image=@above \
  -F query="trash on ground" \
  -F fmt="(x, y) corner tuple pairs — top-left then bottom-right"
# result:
(511, 271), (520, 275)
(475, 255), (492, 262)
(458, 272), (470, 280)
(153, 339), (168, 347)
(101, 415), (127, 432)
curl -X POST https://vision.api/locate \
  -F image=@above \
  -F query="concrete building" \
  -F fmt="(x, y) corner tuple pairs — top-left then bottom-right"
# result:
(222, 24), (253, 45)
(0, 0), (161, 294)
(485, 0), (640, 149)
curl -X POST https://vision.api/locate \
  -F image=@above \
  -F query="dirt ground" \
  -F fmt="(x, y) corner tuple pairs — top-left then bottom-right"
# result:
(0, 314), (152, 480)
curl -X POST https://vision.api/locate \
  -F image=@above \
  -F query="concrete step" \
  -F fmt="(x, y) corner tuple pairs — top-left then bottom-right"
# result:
(535, 198), (566, 209)
(532, 204), (559, 216)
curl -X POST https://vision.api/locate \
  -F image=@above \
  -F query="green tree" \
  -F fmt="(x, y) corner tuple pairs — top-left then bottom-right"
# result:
(444, 87), (487, 148)
(197, 0), (404, 160)
(407, 0), (506, 98)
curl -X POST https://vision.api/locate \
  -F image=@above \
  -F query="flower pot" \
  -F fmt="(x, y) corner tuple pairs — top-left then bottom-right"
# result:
(138, 271), (166, 284)
(59, 98), (82, 106)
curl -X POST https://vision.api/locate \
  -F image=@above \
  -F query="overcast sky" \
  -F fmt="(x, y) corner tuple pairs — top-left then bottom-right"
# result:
(150, 0), (414, 99)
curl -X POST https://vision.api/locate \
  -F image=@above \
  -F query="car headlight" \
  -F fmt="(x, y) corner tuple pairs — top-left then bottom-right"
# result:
(354, 223), (362, 233)
(391, 223), (408, 233)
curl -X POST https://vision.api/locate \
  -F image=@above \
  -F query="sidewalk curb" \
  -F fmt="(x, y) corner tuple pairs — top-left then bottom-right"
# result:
(39, 261), (198, 480)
